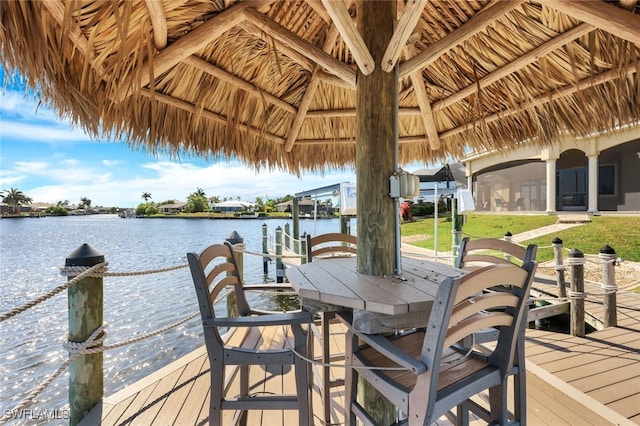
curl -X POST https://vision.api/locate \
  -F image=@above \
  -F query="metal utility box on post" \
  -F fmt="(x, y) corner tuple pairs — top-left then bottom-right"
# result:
(66, 243), (104, 426)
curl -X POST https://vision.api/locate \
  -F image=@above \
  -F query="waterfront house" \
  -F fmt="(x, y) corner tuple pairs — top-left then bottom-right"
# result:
(157, 201), (187, 215)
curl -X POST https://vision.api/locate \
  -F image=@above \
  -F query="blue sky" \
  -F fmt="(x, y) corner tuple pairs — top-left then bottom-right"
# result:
(0, 74), (364, 208)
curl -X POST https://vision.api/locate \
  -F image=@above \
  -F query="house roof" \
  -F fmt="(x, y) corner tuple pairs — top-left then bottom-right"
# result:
(1, 1), (639, 173)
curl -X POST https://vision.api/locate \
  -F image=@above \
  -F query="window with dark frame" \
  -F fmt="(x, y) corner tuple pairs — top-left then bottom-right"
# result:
(598, 164), (616, 196)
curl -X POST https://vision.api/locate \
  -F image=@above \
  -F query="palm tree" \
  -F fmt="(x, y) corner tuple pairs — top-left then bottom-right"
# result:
(79, 197), (92, 210)
(1, 188), (33, 215)
(142, 192), (152, 202)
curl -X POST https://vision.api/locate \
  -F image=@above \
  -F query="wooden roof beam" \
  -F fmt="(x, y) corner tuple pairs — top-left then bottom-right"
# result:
(116, 0), (276, 101)
(144, 0), (167, 50)
(321, 0), (375, 75)
(410, 72), (441, 150)
(536, 0), (640, 46)
(243, 8), (356, 87)
(182, 56), (297, 114)
(382, 0), (428, 72)
(440, 60), (639, 140)
(432, 22), (595, 112)
(139, 89), (286, 145)
(284, 15), (348, 151)
(399, 0), (526, 79)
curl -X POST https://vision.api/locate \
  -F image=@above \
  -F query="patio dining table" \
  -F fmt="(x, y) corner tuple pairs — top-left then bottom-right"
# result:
(285, 256), (465, 334)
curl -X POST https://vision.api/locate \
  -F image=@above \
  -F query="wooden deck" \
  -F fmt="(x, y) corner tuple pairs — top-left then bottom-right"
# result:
(81, 305), (640, 425)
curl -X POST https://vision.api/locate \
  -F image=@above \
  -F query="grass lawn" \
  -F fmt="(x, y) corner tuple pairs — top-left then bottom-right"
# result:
(402, 214), (640, 263)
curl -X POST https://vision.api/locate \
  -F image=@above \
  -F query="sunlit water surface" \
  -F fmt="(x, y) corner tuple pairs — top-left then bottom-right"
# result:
(0, 215), (339, 424)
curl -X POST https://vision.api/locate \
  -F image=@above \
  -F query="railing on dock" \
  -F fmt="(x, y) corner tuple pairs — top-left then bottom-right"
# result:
(0, 226), (305, 426)
(0, 223), (625, 425)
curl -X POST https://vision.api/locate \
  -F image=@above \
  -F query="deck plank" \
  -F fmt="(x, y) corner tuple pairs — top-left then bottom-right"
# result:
(81, 290), (640, 425)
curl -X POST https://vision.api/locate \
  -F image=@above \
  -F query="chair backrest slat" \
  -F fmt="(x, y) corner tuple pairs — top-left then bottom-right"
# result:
(456, 237), (536, 270)
(306, 232), (357, 261)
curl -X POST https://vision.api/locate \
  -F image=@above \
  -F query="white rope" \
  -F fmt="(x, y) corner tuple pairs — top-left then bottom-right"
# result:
(0, 262), (107, 322)
(239, 247), (306, 259)
(567, 291), (587, 300)
(60, 263), (187, 277)
(2, 325), (106, 425)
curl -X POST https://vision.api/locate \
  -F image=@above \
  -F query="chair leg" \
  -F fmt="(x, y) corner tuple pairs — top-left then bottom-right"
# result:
(488, 381), (509, 425)
(322, 312), (332, 424)
(239, 365), (249, 426)
(343, 328), (358, 426)
(293, 324), (311, 426)
(209, 360), (225, 426)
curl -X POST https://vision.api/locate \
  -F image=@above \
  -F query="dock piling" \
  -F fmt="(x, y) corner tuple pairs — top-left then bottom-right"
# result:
(553, 238), (567, 299)
(275, 226), (284, 283)
(66, 243), (105, 426)
(568, 248), (586, 337)
(262, 223), (269, 277)
(599, 245), (618, 328)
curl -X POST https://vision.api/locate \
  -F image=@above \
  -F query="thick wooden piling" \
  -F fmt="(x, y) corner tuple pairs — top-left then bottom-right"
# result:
(568, 248), (586, 337)
(553, 238), (567, 298)
(226, 231), (244, 318)
(262, 223), (269, 277)
(275, 226), (284, 283)
(599, 245), (617, 328)
(66, 244), (104, 426)
(293, 198), (300, 254)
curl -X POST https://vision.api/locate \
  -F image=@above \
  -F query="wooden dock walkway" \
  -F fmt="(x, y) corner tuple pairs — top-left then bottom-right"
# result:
(80, 311), (640, 425)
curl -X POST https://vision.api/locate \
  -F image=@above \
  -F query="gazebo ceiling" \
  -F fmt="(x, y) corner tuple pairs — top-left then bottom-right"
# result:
(1, 0), (640, 173)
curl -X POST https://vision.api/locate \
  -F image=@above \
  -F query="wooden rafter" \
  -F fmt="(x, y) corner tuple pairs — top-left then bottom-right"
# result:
(243, 8), (356, 86)
(139, 89), (286, 145)
(382, 0), (428, 72)
(321, 0), (374, 75)
(144, 0), (167, 49)
(431, 23), (595, 112)
(284, 15), (347, 152)
(440, 61), (639, 140)
(410, 72), (441, 150)
(537, 0), (640, 46)
(399, 0), (526, 79)
(116, 1), (275, 101)
(182, 56), (297, 114)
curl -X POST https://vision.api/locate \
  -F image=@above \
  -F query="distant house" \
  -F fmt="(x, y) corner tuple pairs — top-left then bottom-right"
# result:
(157, 201), (187, 214)
(210, 200), (254, 212)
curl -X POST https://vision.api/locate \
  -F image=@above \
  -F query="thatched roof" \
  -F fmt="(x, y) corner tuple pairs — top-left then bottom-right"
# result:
(2, 0), (640, 174)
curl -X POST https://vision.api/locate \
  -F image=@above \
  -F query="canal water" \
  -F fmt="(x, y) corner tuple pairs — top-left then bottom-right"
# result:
(0, 215), (340, 423)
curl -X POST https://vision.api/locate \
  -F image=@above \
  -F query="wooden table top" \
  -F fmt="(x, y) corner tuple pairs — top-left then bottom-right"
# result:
(285, 256), (464, 316)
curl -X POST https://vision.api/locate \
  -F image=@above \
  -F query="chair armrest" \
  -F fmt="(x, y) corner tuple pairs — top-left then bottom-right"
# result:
(203, 311), (313, 328)
(337, 312), (427, 374)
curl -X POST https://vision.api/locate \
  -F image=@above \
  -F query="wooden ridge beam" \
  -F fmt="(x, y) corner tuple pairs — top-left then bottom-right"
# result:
(182, 56), (297, 114)
(139, 89), (286, 145)
(399, 0), (526, 79)
(432, 23), (595, 112)
(321, 0), (374, 75)
(144, 0), (167, 49)
(243, 7), (356, 87)
(306, 107), (421, 117)
(382, 0), (428, 72)
(537, 0), (640, 46)
(439, 61), (639, 140)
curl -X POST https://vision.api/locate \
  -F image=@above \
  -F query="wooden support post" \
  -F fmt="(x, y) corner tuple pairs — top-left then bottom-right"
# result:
(340, 215), (351, 235)
(599, 245), (618, 328)
(275, 226), (284, 283)
(226, 231), (244, 318)
(262, 223), (269, 277)
(356, 1), (397, 423)
(568, 248), (586, 337)
(293, 198), (300, 254)
(300, 232), (307, 265)
(451, 198), (462, 266)
(284, 223), (291, 251)
(503, 231), (513, 262)
(553, 238), (567, 298)
(66, 244), (104, 426)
